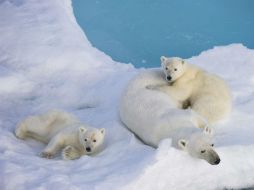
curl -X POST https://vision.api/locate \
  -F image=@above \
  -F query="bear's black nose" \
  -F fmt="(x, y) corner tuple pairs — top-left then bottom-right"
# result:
(86, 147), (91, 152)
(166, 76), (172, 81)
(214, 158), (220, 165)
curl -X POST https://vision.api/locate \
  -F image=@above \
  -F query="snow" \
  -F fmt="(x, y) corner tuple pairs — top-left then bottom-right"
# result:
(0, 0), (254, 190)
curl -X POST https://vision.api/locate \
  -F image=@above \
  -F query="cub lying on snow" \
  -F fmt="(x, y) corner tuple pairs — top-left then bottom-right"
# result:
(148, 56), (232, 127)
(15, 110), (105, 160)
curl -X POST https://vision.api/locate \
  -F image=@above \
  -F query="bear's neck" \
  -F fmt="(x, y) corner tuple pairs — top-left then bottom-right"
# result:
(171, 127), (201, 148)
(177, 64), (199, 84)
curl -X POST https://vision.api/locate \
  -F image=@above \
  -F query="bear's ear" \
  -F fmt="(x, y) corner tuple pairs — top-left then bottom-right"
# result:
(178, 139), (188, 150)
(100, 128), (105, 135)
(160, 56), (167, 63)
(203, 126), (214, 136)
(79, 126), (87, 133)
(181, 60), (185, 64)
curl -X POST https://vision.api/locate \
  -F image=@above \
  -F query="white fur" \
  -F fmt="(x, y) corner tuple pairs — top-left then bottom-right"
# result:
(119, 69), (220, 165)
(158, 56), (232, 126)
(15, 110), (105, 160)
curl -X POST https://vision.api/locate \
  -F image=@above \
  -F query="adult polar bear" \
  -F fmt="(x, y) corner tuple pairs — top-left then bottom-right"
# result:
(119, 69), (221, 165)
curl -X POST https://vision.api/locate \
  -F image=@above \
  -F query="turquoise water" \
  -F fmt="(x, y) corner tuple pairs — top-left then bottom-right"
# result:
(73, 0), (254, 68)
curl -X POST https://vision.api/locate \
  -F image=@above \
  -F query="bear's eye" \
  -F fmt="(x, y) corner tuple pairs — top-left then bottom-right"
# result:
(211, 144), (214, 147)
(174, 68), (177, 71)
(165, 67), (168, 70)
(93, 139), (96, 143)
(84, 139), (87, 142)
(201, 150), (206, 153)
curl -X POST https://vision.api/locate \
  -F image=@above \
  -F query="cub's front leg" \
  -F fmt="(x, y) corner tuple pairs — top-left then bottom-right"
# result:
(62, 145), (82, 160)
(147, 84), (188, 103)
(40, 135), (65, 159)
(146, 84), (170, 90)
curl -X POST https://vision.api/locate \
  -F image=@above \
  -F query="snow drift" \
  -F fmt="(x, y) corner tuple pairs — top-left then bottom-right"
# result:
(0, 0), (254, 190)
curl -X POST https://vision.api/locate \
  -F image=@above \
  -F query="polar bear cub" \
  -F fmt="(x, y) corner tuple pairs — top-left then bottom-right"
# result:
(15, 110), (105, 160)
(148, 56), (231, 127)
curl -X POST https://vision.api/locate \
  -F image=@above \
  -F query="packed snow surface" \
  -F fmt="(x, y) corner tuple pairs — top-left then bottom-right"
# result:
(0, 0), (254, 190)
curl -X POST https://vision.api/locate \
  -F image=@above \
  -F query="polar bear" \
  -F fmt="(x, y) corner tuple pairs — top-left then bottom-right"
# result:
(15, 110), (105, 160)
(148, 56), (232, 127)
(119, 69), (220, 165)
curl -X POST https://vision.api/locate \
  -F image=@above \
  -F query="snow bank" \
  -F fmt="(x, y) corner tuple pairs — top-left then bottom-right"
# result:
(0, 0), (254, 190)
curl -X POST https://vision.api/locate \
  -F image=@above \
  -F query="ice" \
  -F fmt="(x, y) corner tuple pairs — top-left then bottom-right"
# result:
(0, 0), (254, 190)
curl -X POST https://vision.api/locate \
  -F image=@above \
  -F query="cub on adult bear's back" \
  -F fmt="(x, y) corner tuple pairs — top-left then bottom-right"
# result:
(148, 56), (232, 127)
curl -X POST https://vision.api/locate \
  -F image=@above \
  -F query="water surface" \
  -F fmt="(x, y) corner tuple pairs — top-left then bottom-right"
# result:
(73, 0), (254, 67)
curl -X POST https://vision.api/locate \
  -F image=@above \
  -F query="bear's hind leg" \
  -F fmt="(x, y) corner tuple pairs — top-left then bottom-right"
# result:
(15, 122), (28, 139)
(191, 97), (218, 126)
(15, 116), (51, 141)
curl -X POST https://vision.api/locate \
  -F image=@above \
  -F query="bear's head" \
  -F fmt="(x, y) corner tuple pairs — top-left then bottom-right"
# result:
(161, 56), (187, 83)
(178, 126), (220, 165)
(78, 126), (105, 155)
